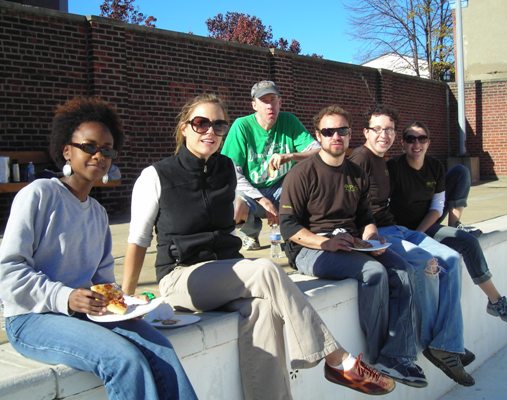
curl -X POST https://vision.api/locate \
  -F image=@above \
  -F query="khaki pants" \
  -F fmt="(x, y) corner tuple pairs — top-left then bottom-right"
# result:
(160, 258), (342, 400)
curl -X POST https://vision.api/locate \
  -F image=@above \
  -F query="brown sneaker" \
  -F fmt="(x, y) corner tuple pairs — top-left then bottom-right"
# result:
(460, 348), (476, 367)
(423, 348), (475, 386)
(325, 353), (396, 395)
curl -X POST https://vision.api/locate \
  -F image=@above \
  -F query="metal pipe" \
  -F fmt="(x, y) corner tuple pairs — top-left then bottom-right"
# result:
(455, 0), (466, 155)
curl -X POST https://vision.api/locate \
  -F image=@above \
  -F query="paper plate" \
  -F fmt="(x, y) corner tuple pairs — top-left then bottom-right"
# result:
(350, 240), (392, 252)
(146, 314), (201, 329)
(87, 296), (163, 323)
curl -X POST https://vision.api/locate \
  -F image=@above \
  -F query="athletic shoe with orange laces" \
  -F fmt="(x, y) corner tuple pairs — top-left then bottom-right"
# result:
(324, 353), (396, 395)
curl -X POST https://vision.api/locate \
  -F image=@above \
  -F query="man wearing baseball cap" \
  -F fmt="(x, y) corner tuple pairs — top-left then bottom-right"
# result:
(222, 80), (320, 250)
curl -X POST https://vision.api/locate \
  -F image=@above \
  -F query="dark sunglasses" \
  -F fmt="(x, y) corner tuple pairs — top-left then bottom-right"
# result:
(403, 135), (429, 144)
(318, 127), (351, 137)
(69, 142), (118, 159)
(187, 116), (229, 136)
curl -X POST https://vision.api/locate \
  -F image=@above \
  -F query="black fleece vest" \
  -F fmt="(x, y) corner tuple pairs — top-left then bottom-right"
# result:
(152, 146), (242, 282)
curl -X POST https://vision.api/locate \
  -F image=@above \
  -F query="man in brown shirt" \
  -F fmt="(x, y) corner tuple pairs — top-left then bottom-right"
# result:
(279, 105), (426, 388)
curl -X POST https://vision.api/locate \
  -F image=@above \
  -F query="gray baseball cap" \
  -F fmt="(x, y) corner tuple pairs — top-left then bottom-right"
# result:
(251, 80), (281, 98)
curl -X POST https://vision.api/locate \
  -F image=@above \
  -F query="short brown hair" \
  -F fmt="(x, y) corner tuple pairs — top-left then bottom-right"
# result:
(363, 104), (399, 129)
(313, 105), (352, 131)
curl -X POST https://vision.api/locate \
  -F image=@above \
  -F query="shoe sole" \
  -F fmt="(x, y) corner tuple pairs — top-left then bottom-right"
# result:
(460, 349), (476, 367)
(391, 376), (427, 388)
(423, 349), (475, 386)
(324, 372), (395, 396)
(375, 367), (428, 388)
(487, 308), (507, 322)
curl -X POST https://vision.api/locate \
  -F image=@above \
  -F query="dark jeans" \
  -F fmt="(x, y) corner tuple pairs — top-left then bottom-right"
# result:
(441, 164), (471, 221)
(295, 247), (417, 363)
(429, 164), (492, 284)
(238, 179), (283, 239)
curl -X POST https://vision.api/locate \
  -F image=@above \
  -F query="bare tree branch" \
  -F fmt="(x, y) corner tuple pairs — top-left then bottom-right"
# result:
(345, 0), (454, 80)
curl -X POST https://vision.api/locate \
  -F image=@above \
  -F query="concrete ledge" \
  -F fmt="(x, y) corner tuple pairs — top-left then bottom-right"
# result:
(1, 221), (507, 399)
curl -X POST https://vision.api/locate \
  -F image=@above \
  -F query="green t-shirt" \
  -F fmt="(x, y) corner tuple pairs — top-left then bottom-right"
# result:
(221, 112), (316, 189)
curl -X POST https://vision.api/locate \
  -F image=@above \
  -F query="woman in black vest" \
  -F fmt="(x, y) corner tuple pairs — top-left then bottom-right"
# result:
(122, 93), (395, 399)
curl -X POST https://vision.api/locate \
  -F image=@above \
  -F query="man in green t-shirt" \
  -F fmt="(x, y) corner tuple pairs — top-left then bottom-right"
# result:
(221, 80), (320, 249)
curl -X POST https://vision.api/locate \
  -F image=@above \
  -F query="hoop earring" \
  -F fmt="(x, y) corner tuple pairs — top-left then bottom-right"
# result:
(62, 161), (72, 177)
(102, 174), (109, 184)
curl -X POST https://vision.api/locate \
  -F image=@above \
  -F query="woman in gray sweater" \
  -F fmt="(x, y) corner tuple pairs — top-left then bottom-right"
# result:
(0, 97), (196, 400)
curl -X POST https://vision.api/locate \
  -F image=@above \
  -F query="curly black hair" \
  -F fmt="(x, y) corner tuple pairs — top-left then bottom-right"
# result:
(49, 97), (124, 168)
(363, 104), (399, 129)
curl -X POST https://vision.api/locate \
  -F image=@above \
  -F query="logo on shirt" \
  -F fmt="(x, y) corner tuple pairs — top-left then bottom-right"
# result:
(425, 180), (437, 190)
(344, 184), (358, 192)
(281, 204), (293, 210)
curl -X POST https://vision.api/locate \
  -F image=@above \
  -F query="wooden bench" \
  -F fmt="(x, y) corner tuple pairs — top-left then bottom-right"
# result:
(0, 151), (120, 193)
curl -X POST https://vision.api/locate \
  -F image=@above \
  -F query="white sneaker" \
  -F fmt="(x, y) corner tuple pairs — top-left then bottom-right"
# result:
(235, 229), (261, 250)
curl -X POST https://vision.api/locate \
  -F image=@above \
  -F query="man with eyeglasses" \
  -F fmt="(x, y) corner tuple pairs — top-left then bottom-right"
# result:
(348, 105), (475, 387)
(279, 105), (427, 388)
(221, 80), (320, 250)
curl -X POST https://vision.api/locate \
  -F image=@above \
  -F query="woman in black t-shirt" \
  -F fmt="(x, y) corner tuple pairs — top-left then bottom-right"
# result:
(388, 121), (507, 323)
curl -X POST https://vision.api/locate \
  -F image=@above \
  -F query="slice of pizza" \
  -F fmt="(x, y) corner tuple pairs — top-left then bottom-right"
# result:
(91, 283), (128, 315)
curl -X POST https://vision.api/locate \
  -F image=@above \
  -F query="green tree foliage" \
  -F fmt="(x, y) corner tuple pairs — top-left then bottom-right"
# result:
(100, 0), (157, 27)
(346, 0), (454, 81)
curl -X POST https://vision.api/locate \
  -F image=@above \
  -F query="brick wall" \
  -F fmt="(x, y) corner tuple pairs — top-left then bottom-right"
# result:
(449, 80), (507, 177)
(1, 1), (505, 226)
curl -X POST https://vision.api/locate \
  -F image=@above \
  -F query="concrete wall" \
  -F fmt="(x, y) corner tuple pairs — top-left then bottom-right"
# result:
(1, 218), (507, 399)
(463, 0), (507, 81)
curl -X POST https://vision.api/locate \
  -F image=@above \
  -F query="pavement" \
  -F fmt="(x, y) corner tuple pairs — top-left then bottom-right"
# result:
(438, 344), (507, 400)
(1, 178), (507, 399)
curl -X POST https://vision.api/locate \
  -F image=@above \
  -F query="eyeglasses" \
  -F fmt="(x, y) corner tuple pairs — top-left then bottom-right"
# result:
(318, 127), (351, 137)
(403, 135), (429, 144)
(368, 126), (396, 135)
(69, 143), (118, 159)
(187, 116), (229, 136)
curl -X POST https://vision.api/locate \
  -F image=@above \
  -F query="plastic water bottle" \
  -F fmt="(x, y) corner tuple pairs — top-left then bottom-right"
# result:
(270, 224), (283, 258)
(27, 161), (35, 182)
(11, 159), (20, 182)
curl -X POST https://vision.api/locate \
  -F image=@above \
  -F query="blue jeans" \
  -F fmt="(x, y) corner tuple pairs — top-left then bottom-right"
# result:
(378, 225), (464, 353)
(6, 313), (197, 400)
(295, 246), (416, 363)
(239, 179), (284, 239)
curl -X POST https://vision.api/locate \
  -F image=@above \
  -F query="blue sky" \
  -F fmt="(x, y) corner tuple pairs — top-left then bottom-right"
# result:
(68, 0), (361, 64)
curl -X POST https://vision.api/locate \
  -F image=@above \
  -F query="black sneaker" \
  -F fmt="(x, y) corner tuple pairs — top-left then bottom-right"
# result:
(456, 221), (482, 237)
(487, 296), (507, 322)
(375, 356), (428, 388)
(423, 348), (475, 386)
(460, 348), (476, 367)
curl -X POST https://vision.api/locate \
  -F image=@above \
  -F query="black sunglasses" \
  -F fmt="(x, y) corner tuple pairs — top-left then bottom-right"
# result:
(318, 127), (351, 137)
(69, 142), (118, 159)
(187, 116), (229, 136)
(404, 135), (429, 144)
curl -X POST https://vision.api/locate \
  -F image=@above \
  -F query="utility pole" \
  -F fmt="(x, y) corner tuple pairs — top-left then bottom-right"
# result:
(455, 0), (466, 156)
